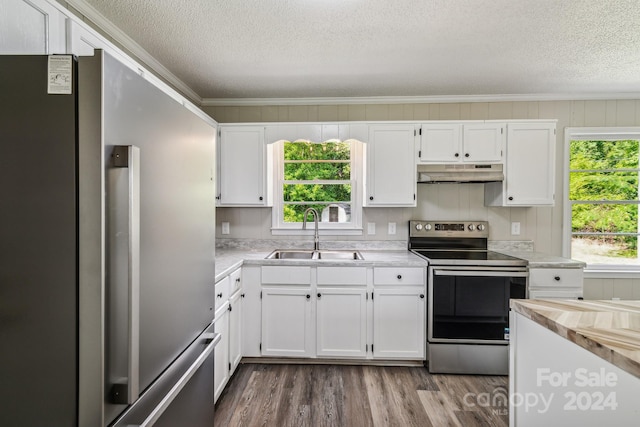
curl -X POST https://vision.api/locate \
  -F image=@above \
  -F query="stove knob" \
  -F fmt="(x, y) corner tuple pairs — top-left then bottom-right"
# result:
(468, 224), (475, 231)
(477, 224), (486, 231)
(415, 223), (423, 231)
(424, 223), (432, 231)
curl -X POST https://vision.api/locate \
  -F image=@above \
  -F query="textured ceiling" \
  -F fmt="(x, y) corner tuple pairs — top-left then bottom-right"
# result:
(80, 0), (640, 100)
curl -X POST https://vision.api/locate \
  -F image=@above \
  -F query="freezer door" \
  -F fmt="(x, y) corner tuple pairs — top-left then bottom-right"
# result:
(111, 325), (219, 427)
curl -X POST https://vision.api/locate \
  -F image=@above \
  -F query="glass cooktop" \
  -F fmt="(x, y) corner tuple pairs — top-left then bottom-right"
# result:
(411, 249), (527, 266)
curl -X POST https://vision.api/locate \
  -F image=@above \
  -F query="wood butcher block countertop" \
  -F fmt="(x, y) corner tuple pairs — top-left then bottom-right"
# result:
(511, 299), (640, 379)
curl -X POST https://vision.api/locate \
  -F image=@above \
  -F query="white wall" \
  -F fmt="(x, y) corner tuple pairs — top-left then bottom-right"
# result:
(205, 99), (640, 299)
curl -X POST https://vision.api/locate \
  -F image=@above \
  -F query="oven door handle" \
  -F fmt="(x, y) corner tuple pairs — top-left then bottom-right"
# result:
(433, 270), (528, 278)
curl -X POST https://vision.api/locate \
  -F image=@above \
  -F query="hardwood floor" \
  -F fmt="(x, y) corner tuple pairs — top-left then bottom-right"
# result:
(215, 363), (509, 427)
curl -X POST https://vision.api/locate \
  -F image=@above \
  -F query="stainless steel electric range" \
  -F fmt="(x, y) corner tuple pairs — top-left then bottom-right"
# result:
(409, 220), (528, 375)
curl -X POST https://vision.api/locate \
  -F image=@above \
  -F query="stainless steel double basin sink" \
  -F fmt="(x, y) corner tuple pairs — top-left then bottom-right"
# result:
(265, 249), (364, 260)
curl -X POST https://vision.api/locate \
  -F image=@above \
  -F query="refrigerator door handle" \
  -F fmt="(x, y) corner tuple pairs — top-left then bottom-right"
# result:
(110, 145), (141, 405)
(131, 333), (220, 427)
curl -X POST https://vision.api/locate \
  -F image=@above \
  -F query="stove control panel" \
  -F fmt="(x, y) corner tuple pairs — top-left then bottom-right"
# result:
(409, 220), (489, 238)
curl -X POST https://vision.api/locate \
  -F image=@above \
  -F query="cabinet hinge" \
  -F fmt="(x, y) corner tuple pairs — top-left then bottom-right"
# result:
(371, 292), (374, 300)
(554, 128), (556, 135)
(418, 150), (421, 157)
(414, 194), (416, 201)
(501, 127), (504, 134)
(259, 343), (262, 351)
(228, 304), (232, 312)
(228, 362), (231, 371)
(366, 293), (368, 300)
(366, 344), (368, 352)
(371, 344), (374, 353)
(218, 129), (221, 137)
(419, 128), (422, 136)
(260, 291), (262, 299)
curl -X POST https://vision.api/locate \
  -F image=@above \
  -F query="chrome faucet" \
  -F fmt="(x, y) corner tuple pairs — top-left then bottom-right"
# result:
(302, 207), (320, 251)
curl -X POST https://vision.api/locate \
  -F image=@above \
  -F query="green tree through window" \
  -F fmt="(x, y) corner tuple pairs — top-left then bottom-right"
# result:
(283, 141), (353, 223)
(569, 139), (640, 264)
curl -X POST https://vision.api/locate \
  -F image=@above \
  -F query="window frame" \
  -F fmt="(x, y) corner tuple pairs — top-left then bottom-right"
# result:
(563, 127), (640, 273)
(271, 138), (364, 235)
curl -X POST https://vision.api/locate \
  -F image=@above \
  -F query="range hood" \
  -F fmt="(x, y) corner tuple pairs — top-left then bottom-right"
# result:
(417, 163), (504, 183)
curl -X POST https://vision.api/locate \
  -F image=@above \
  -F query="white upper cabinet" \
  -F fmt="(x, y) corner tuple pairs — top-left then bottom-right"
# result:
(485, 121), (556, 206)
(365, 124), (417, 206)
(218, 125), (272, 206)
(66, 19), (105, 56)
(419, 122), (504, 163)
(1, 0), (67, 54)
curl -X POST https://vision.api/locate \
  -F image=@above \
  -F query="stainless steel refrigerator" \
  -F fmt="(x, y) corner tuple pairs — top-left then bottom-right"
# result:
(0, 52), (219, 426)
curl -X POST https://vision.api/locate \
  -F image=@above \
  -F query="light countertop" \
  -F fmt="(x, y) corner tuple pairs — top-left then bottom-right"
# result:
(496, 250), (586, 268)
(215, 248), (428, 282)
(511, 299), (640, 379)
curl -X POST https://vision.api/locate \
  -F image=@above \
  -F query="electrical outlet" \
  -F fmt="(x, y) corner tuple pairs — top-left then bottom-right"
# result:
(222, 222), (230, 235)
(388, 222), (396, 235)
(367, 222), (376, 235)
(511, 222), (521, 236)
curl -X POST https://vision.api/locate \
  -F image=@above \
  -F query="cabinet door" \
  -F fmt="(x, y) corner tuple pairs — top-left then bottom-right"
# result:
(366, 124), (416, 206)
(213, 305), (229, 402)
(261, 287), (314, 357)
(218, 126), (267, 206)
(463, 123), (504, 162)
(419, 123), (461, 162)
(316, 288), (367, 358)
(373, 288), (425, 359)
(1, 0), (66, 54)
(505, 123), (555, 205)
(228, 290), (242, 373)
(66, 20), (105, 56)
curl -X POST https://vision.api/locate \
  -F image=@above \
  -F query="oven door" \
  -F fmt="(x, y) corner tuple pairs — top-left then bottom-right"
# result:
(428, 267), (527, 344)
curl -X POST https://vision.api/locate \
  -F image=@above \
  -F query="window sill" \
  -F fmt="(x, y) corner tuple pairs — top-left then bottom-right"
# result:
(584, 269), (640, 279)
(271, 228), (363, 236)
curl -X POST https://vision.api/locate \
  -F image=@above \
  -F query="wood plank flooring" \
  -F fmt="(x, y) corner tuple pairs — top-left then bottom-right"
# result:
(214, 363), (509, 427)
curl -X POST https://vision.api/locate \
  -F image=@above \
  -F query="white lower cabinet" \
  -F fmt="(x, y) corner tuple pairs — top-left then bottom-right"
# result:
(213, 267), (242, 403)
(261, 287), (314, 357)
(316, 287), (368, 358)
(257, 265), (426, 361)
(372, 288), (426, 359)
(213, 302), (229, 402)
(528, 267), (583, 300)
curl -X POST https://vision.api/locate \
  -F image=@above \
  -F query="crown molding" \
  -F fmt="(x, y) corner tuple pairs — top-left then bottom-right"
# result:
(61, 0), (202, 104)
(202, 93), (640, 107)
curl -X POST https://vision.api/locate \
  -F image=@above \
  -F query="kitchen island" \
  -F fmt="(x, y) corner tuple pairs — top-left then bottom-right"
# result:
(509, 299), (640, 426)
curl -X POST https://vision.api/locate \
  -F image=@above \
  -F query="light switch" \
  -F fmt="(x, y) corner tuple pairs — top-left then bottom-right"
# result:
(222, 222), (230, 235)
(511, 222), (520, 235)
(367, 222), (376, 235)
(388, 222), (396, 235)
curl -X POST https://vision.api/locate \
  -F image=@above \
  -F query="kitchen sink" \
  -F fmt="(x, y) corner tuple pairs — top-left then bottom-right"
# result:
(265, 249), (363, 260)
(265, 250), (315, 259)
(314, 250), (363, 260)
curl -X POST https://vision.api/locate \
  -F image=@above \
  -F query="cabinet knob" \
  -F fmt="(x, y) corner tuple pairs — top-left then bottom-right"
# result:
(508, 196), (514, 201)
(397, 274), (402, 280)
(454, 153), (459, 157)
(369, 196), (374, 200)
(216, 293), (223, 298)
(241, 293), (245, 298)
(554, 276), (561, 281)
(317, 293), (322, 298)
(420, 294), (425, 299)
(236, 278), (241, 282)
(259, 196), (263, 201)
(464, 153), (470, 157)
(306, 294), (311, 299)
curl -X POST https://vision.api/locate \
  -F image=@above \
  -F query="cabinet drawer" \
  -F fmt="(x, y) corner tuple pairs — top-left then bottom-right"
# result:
(317, 267), (367, 285)
(374, 267), (424, 285)
(215, 276), (230, 310)
(261, 266), (311, 285)
(229, 268), (242, 294)
(529, 289), (583, 300)
(529, 268), (583, 288)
